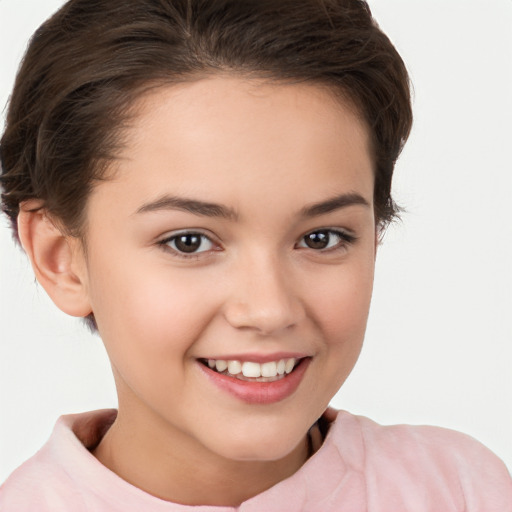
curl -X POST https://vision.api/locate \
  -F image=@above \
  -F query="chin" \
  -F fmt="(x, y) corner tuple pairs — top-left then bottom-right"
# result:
(206, 421), (308, 463)
(221, 441), (302, 463)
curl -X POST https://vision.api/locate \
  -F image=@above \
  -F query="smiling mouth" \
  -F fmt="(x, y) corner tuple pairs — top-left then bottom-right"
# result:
(199, 357), (304, 383)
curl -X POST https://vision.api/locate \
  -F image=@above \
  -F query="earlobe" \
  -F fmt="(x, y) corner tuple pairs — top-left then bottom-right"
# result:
(17, 200), (92, 318)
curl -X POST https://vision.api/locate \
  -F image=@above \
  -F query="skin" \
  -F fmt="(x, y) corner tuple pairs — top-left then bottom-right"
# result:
(20, 77), (377, 506)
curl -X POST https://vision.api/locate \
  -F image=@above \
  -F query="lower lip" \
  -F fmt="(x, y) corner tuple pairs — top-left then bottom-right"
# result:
(197, 358), (311, 404)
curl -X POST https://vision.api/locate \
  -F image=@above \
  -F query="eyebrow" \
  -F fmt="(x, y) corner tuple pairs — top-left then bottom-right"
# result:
(300, 192), (370, 217)
(136, 195), (239, 220)
(135, 192), (370, 220)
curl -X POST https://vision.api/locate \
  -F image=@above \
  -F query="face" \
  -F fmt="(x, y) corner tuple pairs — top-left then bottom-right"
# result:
(79, 77), (376, 463)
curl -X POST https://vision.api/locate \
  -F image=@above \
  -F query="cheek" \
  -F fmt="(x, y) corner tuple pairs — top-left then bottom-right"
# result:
(88, 255), (217, 359)
(309, 258), (375, 345)
(87, 258), (222, 409)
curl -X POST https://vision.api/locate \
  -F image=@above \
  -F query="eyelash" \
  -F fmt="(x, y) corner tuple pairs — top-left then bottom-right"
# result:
(157, 229), (357, 260)
(157, 231), (218, 260)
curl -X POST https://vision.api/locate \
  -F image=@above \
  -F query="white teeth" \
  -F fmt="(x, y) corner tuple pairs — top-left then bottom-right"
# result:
(227, 360), (242, 375)
(242, 361), (261, 378)
(285, 358), (295, 374)
(206, 357), (299, 379)
(215, 360), (228, 372)
(261, 361), (277, 378)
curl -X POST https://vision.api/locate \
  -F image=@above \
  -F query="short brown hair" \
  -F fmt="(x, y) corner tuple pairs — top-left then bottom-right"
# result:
(1, 0), (412, 240)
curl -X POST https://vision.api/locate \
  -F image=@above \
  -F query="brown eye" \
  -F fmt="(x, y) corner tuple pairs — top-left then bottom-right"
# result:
(161, 232), (215, 256)
(298, 229), (356, 251)
(174, 234), (202, 253)
(304, 230), (331, 249)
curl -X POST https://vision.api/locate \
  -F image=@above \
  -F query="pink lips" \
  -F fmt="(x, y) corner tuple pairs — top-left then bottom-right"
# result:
(197, 357), (311, 404)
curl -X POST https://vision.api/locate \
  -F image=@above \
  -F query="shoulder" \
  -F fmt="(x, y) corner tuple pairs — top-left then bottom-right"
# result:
(329, 410), (512, 510)
(0, 444), (87, 511)
(0, 409), (117, 512)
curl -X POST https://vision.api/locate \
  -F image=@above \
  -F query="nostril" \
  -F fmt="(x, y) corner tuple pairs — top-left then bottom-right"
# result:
(223, 300), (302, 335)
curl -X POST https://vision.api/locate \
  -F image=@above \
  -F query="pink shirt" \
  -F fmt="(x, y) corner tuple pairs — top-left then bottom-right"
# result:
(1, 409), (511, 511)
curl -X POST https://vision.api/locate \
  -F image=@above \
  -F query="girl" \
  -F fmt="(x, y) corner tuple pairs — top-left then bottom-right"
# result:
(1, 0), (511, 510)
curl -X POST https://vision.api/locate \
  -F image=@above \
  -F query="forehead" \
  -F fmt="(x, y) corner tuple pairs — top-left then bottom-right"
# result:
(127, 76), (371, 161)
(91, 77), (374, 220)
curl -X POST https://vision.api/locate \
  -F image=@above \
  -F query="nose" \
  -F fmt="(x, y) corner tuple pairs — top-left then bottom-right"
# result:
(223, 251), (305, 336)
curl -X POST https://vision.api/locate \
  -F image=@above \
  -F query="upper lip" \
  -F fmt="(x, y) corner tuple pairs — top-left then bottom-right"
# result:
(198, 352), (311, 363)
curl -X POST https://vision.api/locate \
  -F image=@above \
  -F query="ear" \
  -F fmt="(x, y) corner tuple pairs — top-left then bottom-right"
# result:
(17, 200), (92, 318)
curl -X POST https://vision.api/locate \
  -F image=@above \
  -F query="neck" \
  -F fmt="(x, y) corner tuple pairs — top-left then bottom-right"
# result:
(92, 407), (310, 507)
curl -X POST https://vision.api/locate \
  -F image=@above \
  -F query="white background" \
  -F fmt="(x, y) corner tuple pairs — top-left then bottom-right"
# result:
(1, 0), (511, 482)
